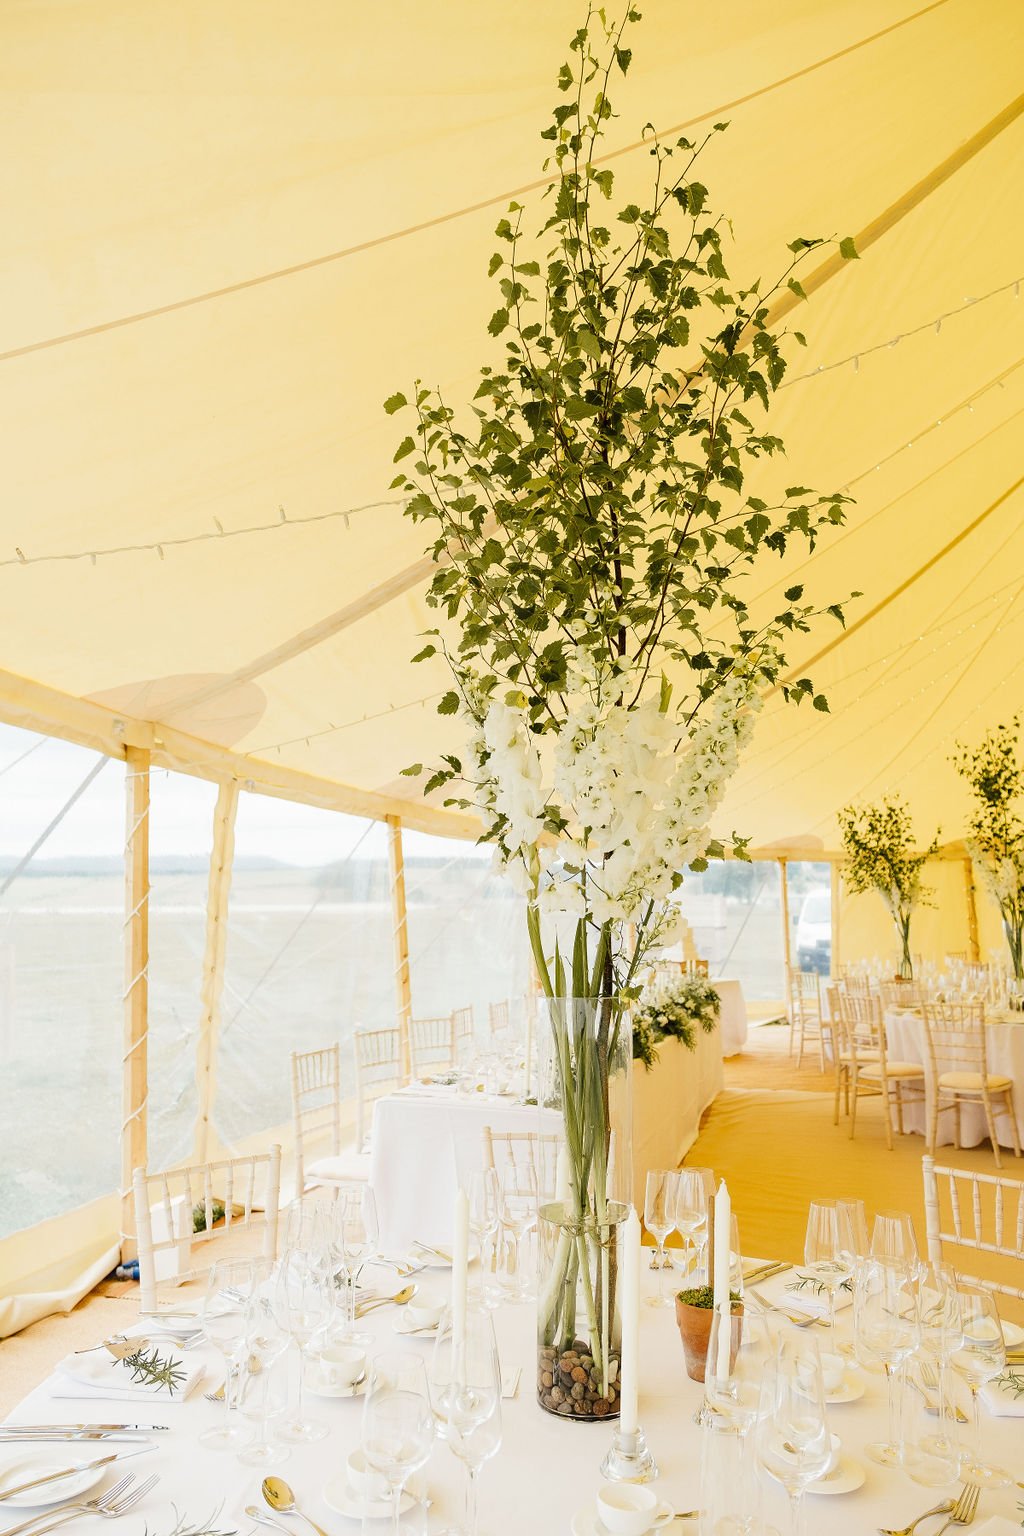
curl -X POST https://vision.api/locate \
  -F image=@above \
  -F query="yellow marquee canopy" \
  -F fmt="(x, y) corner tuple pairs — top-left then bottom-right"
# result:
(2, 0), (1023, 850)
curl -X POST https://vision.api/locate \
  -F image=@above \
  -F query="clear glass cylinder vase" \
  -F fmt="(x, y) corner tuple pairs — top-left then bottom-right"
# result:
(535, 995), (633, 1421)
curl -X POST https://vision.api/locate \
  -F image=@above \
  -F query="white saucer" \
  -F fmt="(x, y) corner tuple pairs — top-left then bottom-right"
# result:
(408, 1243), (479, 1271)
(807, 1457), (865, 1496)
(393, 1314), (439, 1337)
(824, 1375), (865, 1404)
(0, 1452), (108, 1508)
(323, 1473), (423, 1521)
(306, 1374), (368, 1400)
(570, 1500), (673, 1534)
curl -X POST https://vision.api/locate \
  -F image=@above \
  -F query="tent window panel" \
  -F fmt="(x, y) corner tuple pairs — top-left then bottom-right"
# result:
(214, 793), (394, 1147)
(0, 724), (122, 1239)
(147, 769), (218, 1170)
(787, 863), (833, 978)
(402, 829), (530, 1036)
(673, 861), (787, 1001)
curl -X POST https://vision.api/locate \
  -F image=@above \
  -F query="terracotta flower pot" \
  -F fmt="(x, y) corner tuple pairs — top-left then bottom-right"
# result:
(674, 1296), (743, 1383)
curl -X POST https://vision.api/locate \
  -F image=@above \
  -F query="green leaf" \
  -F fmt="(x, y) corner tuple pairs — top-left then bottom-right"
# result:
(423, 771), (448, 796)
(411, 643), (436, 662)
(400, 763), (423, 776)
(437, 692), (460, 716)
(839, 236), (859, 261)
(576, 329), (601, 361)
(783, 585), (804, 602)
(383, 392), (407, 416)
(393, 436), (415, 462)
(813, 694), (830, 713)
(488, 308), (509, 336)
(487, 253), (503, 277)
(787, 277), (807, 302)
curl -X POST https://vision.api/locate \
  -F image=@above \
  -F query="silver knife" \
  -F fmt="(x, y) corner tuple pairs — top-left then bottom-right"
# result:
(0, 1455), (118, 1502)
(0, 1432), (163, 1443)
(0, 1426), (169, 1434)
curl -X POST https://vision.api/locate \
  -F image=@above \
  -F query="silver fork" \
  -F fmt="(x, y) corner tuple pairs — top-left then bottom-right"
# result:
(1, 1474), (158, 1536)
(747, 1285), (824, 1328)
(934, 1483), (980, 1535)
(917, 1361), (969, 1422)
(878, 1496), (956, 1536)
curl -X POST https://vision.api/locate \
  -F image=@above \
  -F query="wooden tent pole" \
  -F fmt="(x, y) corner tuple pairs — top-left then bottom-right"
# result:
(963, 856), (981, 964)
(194, 780), (239, 1163)
(120, 746), (150, 1261)
(388, 816), (413, 1083)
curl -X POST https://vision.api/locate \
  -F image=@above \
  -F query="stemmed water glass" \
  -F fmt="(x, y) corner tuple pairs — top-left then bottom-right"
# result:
(644, 1169), (678, 1306)
(429, 1303), (502, 1536)
(904, 1263), (961, 1487)
(673, 1167), (714, 1284)
(272, 1248), (331, 1443)
(237, 1292), (291, 1467)
(705, 1307), (772, 1533)
(870, 1210), (920, 1273)
(199, 1257), (272, 1450)
(363, 1351), (435, 1536)
(329, 1184), (379, 1341)
(498, 1161), (537, 1300)
(952, 1284), (1010, 1488)
(467, 1169), (501, 1306)
(854, 1257), (920, 1466)
(755, 1336), (832, 1536)
(803, 1201), (853, 1345)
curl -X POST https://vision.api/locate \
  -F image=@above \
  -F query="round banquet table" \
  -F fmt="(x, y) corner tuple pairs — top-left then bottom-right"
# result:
(4, 1260), (1023, 1536)
(884, 1006), (1024, 1149)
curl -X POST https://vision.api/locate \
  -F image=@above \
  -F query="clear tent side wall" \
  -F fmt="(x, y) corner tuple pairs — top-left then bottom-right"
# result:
(0, 707), (997, 1337)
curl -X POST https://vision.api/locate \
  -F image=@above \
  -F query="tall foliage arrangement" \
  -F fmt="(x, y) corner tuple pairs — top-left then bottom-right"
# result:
(389, 6), (853, 1405)
(954, 720), (1024, 980)
(837, 796), (937, 979)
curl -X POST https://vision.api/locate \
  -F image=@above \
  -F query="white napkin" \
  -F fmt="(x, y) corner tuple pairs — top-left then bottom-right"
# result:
(1000, 1318), (1024, 1347)
(979, 1368), (1024, 1417)
(970, 1519), (1022, 1536)
(52, 1351), (205, 1402)
(753, 1269), (853, 1319)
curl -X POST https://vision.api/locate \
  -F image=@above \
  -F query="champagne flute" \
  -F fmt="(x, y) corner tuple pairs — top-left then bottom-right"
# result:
(363, 1350), (435, 1536)
(904, 1263), (961, 1487)
(803, 1201), (852, 1345)
(237, 1293), (291, 1467)
(199, 1257), (272, 1450)
(755, 1336), (832, 1536)
(952, 1284), (1010, 1487)
(272, 1249), (331, 1443)
(854, 1258), (920, 1466)
(499, 1161), (537, 1300)
(673, 1167), (713, 1284)
(644, 1169), (678, 1306)
(428, 1303), (502, 1536)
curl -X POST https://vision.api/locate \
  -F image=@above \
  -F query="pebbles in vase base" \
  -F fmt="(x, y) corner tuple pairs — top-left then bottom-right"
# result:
(537, 1342), (620, 1418)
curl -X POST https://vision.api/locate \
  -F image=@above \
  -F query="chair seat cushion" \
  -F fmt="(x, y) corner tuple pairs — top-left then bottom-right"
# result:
(860, 1061), (925, 1079)
(307, 1150), (372, 1184)
(938, 1071), (1014, 1092)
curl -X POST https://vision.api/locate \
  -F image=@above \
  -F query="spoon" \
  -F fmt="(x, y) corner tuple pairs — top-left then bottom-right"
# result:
(261, 1478), (330, 1536)
(355, 1283), (417, 1317)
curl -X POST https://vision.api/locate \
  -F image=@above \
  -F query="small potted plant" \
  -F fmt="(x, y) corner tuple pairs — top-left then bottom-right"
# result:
(675, 1285), (743, 1383)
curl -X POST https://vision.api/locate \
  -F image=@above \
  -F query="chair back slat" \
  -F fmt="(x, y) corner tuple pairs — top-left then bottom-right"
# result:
(921, 1001), (989, 1076)
(132, 1146), (281, 1313)
(922, 1155), (1024, 1301)
(291, 1044), (343, 1192)
(353, 1026), (401, 1148)
(409, 1014), (457, 1076)
(488, 1000), (511, 1041)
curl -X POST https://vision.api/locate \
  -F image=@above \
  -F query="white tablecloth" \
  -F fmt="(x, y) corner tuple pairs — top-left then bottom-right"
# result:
(885, 1008), (1024, 1149)
(715, 979), (748, 1057)
(4, 1263), (1023, 1536)
(372, 1024), (724, 1250)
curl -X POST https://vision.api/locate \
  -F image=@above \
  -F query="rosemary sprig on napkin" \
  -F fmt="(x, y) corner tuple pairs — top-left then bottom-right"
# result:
(121, 1345), (186, 1394)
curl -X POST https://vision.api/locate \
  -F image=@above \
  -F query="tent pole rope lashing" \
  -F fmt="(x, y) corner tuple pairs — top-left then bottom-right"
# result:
(194, 779), (240, 1166)
(120, 749), (150, 1263)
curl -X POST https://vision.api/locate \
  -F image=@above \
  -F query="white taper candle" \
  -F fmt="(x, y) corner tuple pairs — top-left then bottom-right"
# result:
(713, 1179), (731, 1379)
(452, 1187), (470, 1372)
(619, 1209), (641, 1436)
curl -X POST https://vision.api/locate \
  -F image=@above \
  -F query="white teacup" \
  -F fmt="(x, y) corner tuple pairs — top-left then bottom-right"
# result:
(406, 1286), (447, 1330)
(595, 1483), (671, 1536)
(819, 1351), (846, 1392)
(318, 1343), (366, 1388)
(346, 1447), (389, 1503)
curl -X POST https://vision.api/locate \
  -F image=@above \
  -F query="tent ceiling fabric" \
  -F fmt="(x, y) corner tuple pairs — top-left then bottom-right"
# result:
(2, 0), (1022, 847)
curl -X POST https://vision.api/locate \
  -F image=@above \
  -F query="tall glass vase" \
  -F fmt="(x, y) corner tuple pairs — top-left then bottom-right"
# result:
(535, 996), (633, 1421)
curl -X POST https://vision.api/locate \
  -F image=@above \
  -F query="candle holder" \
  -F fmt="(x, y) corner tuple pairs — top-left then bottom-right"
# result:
(600, 1424), (658, 1483)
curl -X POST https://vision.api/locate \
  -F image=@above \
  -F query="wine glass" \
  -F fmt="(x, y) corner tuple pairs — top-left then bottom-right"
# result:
(362, 1350), (435, 1536)
(706, 1307), (772, 1533)
(903, 1263), (961, 1487)
(498, 1160), (537, 1300)
(835, 1197), (867, 1269)
(952, 1284), (1010, 1487)
(329, 1184), (379, 1341)
(854, 1258), (920, 1466)
(644, 1169), (678, 1306)
(467, 1169), (501, 1306)
(428, 1303), (502, 1536)
(870, 1210), (920, 1274)
(272, 1249), (331, 1443)
(199, 1257), (272, 1450)
(673, 1167), (713, 1284)
(755, 1336), (832, 1536)
(237, 1293), (291, 1467)
(803, 1201), (853, 1345)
